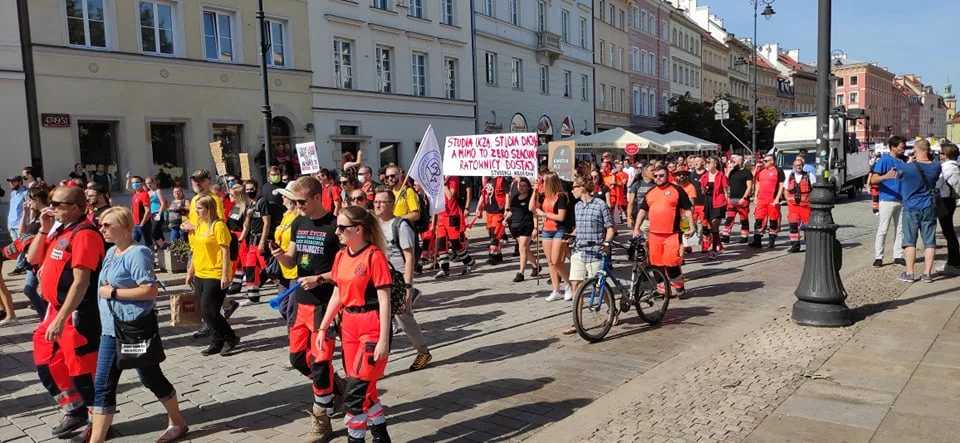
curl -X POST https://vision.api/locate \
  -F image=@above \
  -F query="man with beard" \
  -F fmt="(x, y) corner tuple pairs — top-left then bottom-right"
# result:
(721, 155), (754, 244)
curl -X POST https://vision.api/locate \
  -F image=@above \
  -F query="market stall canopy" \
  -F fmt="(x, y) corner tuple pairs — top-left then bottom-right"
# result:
(663, 131), (720, 152)
(637, 131), (699, 153)
(575, 128), (668, 153)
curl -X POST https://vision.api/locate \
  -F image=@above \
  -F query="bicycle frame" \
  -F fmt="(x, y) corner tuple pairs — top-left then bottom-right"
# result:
(585, 254), (629, 312)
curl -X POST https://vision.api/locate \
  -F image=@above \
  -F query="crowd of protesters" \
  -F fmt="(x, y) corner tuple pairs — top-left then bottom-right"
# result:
(2, 136), (959, 442)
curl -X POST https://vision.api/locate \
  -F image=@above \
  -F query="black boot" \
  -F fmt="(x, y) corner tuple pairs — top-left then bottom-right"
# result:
(720, 235), (731, 244)
(748, 234), (762, 248)
(738, 236), (749, 244)
(201, 340), (224, 356)
(348, 437), (365, 443)
(788, 243), (801, 253)
(370, 423), (392, 443)
(767, 235), (777, 249)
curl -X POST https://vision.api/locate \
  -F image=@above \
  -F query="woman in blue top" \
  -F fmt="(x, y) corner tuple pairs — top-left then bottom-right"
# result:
(145, 176), (168, 249)
(90, 206), (187, 443)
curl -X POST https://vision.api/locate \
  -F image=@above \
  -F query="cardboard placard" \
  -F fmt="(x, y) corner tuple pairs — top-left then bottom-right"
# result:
(296, 141), (320, 174)
(209, 141), (224, 163)
(238, 153), (251, 180)
(442, 133), (539, 178)
(547, 140), (576, 182)
(214, 162), (228, 177)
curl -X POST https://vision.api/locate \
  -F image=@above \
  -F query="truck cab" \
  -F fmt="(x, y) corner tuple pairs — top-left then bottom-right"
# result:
(773, 110), (872, 198)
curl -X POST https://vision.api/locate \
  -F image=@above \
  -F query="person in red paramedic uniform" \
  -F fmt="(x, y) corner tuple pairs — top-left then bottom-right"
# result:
(26, 186), (106, 439)
(471, 176), (507, 264)
(318, 206), (394, 443)
(318, 168), (343, 215)
(784, 155), (815, 253)
(749, 154), (785, 249)
(434, 176), (476, 278)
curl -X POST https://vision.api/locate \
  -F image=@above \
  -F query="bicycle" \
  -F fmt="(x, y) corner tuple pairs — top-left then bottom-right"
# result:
(571, 237), (672, 343)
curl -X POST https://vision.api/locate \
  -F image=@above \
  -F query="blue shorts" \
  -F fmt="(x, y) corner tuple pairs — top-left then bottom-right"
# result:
(902, 207), (937, 248)
(540, 229), (567, 239)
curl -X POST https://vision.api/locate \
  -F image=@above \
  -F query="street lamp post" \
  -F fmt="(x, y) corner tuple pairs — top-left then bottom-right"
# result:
(750, 0), (775, 156)
(792, 0), (852, 327)
(257, 0), (273, 172)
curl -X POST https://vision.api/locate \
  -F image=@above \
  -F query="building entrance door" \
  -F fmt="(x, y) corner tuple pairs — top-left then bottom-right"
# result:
(78, 121), (121, 192)
(150, 123), (185, 188)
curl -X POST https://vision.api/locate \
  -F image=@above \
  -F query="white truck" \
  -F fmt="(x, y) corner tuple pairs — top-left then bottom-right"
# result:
(772, 110), (872, 199)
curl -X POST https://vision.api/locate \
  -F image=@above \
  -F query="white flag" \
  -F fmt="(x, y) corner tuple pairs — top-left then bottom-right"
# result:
(407, 125), (445, 216)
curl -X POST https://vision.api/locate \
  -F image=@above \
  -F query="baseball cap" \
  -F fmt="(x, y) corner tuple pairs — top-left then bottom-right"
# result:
(272, 181), (296, 200)
(7, 175), (23, 182)
(190, 169), (211, 181)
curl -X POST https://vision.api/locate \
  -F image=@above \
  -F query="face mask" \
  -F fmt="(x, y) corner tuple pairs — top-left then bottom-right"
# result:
(269, 175), (281, 184)
(227, 180), (236, 187)
(357, 174), (367, 184)
(246, 191), (257, 199)
(131, 182), (142, 190)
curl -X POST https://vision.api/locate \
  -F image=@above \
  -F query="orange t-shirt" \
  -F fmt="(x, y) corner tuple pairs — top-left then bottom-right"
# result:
(638, 184), (693, 235)
(539, 193), (568, 232)
(680, 182), (697, 201)
(330, 244), (393, 308)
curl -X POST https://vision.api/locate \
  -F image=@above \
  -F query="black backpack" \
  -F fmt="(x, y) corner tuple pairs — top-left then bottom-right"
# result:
(413, 192), (431, 234)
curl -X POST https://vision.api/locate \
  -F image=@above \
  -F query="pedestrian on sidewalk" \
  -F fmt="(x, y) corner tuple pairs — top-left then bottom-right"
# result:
(871, 136), (907, 267)
(319, 206), (394, 443)
(185, 195), (240, 356)
(936, 143), (960, 275)
(897, 139), (942, 283)
(269, 176), (345, 442)
(90, 207), (188, 443)
(26, 185), (106, 439)
(375, 186), (432, 371)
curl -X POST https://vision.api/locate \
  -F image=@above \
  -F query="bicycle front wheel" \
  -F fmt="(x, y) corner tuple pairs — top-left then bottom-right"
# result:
(633, 266), (670, 324)
(572, 276), (617, 343)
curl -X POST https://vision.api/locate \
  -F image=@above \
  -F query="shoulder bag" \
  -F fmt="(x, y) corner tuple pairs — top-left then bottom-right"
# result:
(914, 163), (948, 218)
(106, 251), (167, 369)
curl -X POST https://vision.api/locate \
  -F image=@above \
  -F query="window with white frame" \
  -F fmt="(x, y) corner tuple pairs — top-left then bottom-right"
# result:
(836, 94), (844, 106)
(647, 14), (654, 34)
(662, 21), (668, 38)
(581, 74), (589, 101)
(509, 0), (519, 25)
(609, 86), (616, 111)
(608, 44), (614, 68)
(639, 10), (646, 32)
(511, 58), (523, 89)
(633, 87), (641, 115)
(444, 57), (458, 99)
(139, 1), (174, 55)
(662, 57), (668, 79)
(412, 52), (427, 96)
(598, 40), (605, 64)
(599, 1), (605, 21)
(648, 53), (655, 76)
(333, 39), (353, 88)
(265, 19), (287, 67)
(639, 50), (646, 74)
(441, 0), (455, 25)
(647, 91), (655, 117)
(66, 0), (108, 48)
(579, 17), (587, 48)
(485, 52), (497, 85)
(619, 10), (625, 30)
(373, 0), (390, 11)
(620, 88), (625, 113)
(203, 10), (235, 61)
(599, 83), (606, 109)
(375, 46), (392, 92)
(482, 0), (493, 16)
(561, 9), (570, 43)
(640, 88), (647, 116)
(540, 65), (549, 94)
(632, 47), (639, 71)
(563, 70), (572, 98)
(631, 6), (639, 28)
(409, 0), (424, 18)
(663, 93), (670, 112)
(673, 64), (678, 83)
(849, 92), (858, 104)
(537, 1), (547, 32)
(618, 47), (623, 71)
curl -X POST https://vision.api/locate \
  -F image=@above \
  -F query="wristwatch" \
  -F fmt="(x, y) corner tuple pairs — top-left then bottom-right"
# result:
(110, 287), (118, 300)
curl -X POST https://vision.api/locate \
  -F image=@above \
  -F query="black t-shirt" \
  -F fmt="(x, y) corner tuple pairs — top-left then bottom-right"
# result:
(592, 184), (610, 203)
(508, 192), (534, 228)
(92, 172), (110, 190)
(226, 206), (245, 232)
(247, 198), (270, 239)
(728, 168), (754, 200)
(69, 171), (87, 183)
(290, 213), (341, 305)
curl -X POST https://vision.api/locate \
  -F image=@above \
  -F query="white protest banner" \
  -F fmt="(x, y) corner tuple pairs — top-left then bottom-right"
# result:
(296, 141), (320, 174)
(442, 132), (539, 178)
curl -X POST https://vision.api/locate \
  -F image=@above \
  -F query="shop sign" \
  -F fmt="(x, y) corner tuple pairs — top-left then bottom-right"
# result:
(41, 114), (71, 128)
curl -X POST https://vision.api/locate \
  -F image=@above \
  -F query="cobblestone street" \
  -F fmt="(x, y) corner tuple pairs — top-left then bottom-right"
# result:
(1, 198), (950, 442)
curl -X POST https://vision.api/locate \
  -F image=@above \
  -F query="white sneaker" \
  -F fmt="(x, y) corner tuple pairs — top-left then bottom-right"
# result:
(563, 285), (573, 301)
(238, 299), (257, 307)
(0, 317), (19, 327)
(545, 290), (563, 301)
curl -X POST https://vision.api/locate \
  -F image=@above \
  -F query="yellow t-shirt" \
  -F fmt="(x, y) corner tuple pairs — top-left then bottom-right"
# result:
(393, 187), (420, 217)
(188, 192), (226, 228)
(274, 211), (299, 280)
(189, 220), (232, 279)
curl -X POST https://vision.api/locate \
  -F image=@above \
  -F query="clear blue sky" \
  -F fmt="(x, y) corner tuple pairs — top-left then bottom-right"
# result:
(700, 0), (954, 94)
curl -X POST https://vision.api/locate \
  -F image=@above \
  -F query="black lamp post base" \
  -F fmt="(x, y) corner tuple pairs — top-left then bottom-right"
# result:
(792, 300), (852, 327)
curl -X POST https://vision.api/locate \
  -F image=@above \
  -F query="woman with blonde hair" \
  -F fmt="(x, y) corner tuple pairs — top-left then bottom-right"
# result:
(536, 171), (572, 301)
(186, 195), (240, 356)
(91, 206), (188, 443)
(317, 205), (393, 443)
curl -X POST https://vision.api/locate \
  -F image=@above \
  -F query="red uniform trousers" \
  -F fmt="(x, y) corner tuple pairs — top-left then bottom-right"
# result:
(753, 200), (781, 236)
(288, 301), (335, 407)
(722, 199), (751, 239)
(241, 237), (267, 300)
(486, 213), (505, 255)
(328, 310), (389, 434)
(787, 203), (811, 243)
(33, 303), (100, 416)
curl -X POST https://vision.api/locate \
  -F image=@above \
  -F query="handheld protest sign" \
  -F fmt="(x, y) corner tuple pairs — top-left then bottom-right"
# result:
(443, 133), (539, 178)
(548, 140), (576, 181)
(296, 141), (321, 174)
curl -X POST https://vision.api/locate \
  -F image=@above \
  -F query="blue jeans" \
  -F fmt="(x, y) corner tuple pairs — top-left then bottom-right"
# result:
(10, 228), (26, 270)
(93, 335), (175, 414)
(540, 229), (567, 239)
(168, 226), (188, 242)
(902, 206), (937, 249)
(133, 222), (154, 247)
(23, 270), (46, 319)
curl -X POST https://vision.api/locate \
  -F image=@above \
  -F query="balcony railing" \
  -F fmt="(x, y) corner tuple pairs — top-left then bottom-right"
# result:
(536, 31), (561, 65)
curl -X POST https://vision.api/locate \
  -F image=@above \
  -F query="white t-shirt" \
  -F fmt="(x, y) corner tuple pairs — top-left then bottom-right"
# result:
(624, 166), (638, 187)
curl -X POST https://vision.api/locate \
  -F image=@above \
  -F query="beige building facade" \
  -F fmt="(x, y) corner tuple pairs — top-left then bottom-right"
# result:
(594, 0), (630, 131)
(726, 36), (750, 105)
(23, 0), (314, 189)
(668, 8), (701, 100)
(700, 34), (727, 102)
(0, 0), (32, 192)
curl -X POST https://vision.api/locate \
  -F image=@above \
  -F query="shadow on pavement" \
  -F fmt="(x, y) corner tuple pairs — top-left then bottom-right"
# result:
(431, 338), (558, 368)
(389, 377), (556, 425)
(410, 398), (592, 442)
(414, 290), (533, 313)
(689, 280), (765, 298)
(603, 305), (713, 342)
(850, 283), (959, 323)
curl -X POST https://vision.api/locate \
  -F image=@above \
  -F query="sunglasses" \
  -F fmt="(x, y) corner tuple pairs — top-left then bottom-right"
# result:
(336, 224), (359, 231)
(293, 198), (310, 206)
(652, 174), (667, 178)
(384, 174), (397, 180)
(347, 196), (365, 202)
(340, 181), (350, 185)
(50, 200), (76, 208)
